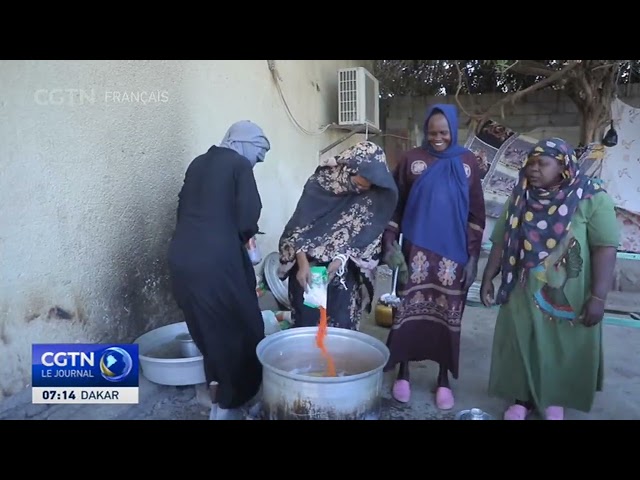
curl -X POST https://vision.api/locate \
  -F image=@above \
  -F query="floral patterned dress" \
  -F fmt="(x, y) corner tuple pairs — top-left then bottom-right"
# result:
(383, 147), (486, 379)
(278, 141), (399, 331)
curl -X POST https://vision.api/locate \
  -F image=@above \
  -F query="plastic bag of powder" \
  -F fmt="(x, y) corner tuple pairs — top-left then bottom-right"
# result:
(303, 266), (328, 309)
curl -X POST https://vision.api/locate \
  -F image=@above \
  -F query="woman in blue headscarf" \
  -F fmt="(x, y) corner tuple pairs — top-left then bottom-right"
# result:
(382, 104), (486, 410)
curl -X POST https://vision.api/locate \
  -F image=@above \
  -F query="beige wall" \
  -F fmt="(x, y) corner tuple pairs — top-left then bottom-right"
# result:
(0, 59), (374, 400)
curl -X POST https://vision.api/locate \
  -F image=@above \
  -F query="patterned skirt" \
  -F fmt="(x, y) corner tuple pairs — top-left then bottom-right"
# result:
(384, 240), (470, 379)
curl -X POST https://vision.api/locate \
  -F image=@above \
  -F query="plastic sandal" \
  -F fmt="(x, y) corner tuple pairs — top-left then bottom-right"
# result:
(503, 404), (531, 420)
(435, 387), (455, 410)
(545, 406), (564, 420)
(392, 379), (411, 403)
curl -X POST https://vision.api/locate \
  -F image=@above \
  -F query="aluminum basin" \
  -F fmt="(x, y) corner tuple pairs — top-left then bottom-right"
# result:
(256, 326), (389, 420)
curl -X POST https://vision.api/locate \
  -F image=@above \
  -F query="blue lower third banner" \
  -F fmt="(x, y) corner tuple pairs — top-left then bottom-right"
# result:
(32, 344), (139, 404)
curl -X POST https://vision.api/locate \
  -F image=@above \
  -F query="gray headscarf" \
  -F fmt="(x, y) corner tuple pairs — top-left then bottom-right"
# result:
(219, 120), (271, 167)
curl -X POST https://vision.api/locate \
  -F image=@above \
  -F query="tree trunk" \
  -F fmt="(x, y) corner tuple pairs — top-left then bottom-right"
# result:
(567, 61), (617, 147)
(462, 61), (615, 146)
(579, 105), (602, 146)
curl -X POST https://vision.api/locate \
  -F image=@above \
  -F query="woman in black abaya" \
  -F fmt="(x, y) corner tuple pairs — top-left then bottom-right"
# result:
(168, 120), (271, 420)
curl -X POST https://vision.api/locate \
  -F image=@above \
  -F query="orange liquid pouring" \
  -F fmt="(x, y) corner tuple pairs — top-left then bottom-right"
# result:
(316, 307), (337, 377)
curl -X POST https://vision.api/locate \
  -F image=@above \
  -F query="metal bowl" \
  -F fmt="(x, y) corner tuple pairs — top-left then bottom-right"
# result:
(175, 333), (202, 358)
(454, 408), (494, 420)
(134, 322), (206, 386)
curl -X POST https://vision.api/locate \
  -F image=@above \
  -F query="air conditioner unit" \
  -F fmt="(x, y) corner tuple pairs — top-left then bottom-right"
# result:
(338, 67), (380, 131)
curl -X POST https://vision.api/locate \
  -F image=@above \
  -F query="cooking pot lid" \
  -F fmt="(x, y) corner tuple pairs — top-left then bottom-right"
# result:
(263, 252), (291, 310)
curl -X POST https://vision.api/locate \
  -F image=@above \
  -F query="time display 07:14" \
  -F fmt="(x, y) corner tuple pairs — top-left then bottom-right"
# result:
(41, 390), (77, 400)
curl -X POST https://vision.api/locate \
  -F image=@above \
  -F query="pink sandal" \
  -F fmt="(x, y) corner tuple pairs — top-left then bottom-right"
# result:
(435, 387), (455, 410)
(503, 404), (531, 420)
(392, 380), (411, 403)
(545, 406), (564, 420)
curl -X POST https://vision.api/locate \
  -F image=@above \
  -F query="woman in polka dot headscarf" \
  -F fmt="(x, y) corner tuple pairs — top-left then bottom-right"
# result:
(480, 137), (619, 420)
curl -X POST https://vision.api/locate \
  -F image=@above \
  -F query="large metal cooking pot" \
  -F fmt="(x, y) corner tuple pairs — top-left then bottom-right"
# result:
(256, 326), (390, 420)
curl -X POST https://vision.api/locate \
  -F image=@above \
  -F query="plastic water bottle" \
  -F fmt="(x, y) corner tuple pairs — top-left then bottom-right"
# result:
(455, 408), (493, 420)
(261, 310), (280, 336)
(246, 236), (262, 265)
(468, 408), (486, 420)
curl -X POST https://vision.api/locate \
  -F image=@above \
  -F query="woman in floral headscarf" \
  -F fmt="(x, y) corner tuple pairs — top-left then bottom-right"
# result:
(278, 140), (398, 331)
(480, 137), (620, 420)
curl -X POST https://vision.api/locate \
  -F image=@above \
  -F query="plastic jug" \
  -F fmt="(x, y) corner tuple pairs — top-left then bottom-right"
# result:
(261, 310), (280, 336)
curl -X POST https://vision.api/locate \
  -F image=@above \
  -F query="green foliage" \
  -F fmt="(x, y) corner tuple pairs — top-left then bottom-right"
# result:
(374, 60), (640, 99)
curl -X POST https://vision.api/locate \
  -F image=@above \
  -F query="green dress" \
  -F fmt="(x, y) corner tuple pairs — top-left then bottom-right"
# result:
(488, 191), (620, 413)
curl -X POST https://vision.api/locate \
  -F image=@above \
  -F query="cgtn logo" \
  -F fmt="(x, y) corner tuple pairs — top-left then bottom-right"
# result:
(99, 347), (134, 382)
(40, 347), (133, 381)
(32, 344), (139, 405)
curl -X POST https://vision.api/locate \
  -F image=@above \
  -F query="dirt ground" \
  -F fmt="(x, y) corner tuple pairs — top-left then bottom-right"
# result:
(2, 300), (638, 421)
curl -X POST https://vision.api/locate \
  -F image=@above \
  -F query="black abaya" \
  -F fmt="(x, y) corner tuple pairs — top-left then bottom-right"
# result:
(168, 145), (264, 409)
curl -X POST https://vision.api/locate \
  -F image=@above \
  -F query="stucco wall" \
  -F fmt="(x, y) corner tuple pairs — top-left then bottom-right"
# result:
(0, 59), (374, 400)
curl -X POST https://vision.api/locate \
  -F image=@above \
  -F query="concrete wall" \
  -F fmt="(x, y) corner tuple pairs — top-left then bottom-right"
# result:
(0, 59), (374, 400)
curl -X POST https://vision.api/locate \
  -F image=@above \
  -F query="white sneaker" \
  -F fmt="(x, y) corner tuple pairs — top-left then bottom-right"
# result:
(208, 403), (244, 420)
(245, 401), (263, 420)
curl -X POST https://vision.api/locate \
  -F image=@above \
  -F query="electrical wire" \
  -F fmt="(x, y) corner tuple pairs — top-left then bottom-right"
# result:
(267, 60), (331, 136)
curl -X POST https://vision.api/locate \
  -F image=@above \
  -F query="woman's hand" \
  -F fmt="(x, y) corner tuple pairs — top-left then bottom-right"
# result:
(327, 258), (342, 281)
(480, 278), (495, 307)
(383, 240), (409, 284)
(383, 240), (403, 268)
(579, 296), (605, 327)
(584, 246), (616, 327)
(480, 243), (502, 308)
(296, 252), (311, 291)
(460, 256), (478, 291)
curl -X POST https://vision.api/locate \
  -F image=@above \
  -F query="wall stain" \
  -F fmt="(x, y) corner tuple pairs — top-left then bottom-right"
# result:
(103, 207), (182, 343)
(47, 306), (74, 320)
(22, 300), (86, 325)
(0, 323), (8, 345)
(23, 294), (46, 325)
(4, 205), (183, 400)
(74, 300), (88, 324)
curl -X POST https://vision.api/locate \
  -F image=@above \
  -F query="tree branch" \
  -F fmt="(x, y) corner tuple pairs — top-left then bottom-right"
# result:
(472, 61), (581, 130)
(509, 60), (558, 78)
(454, 61), (479, 123)
(593, 62), (619, 71)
